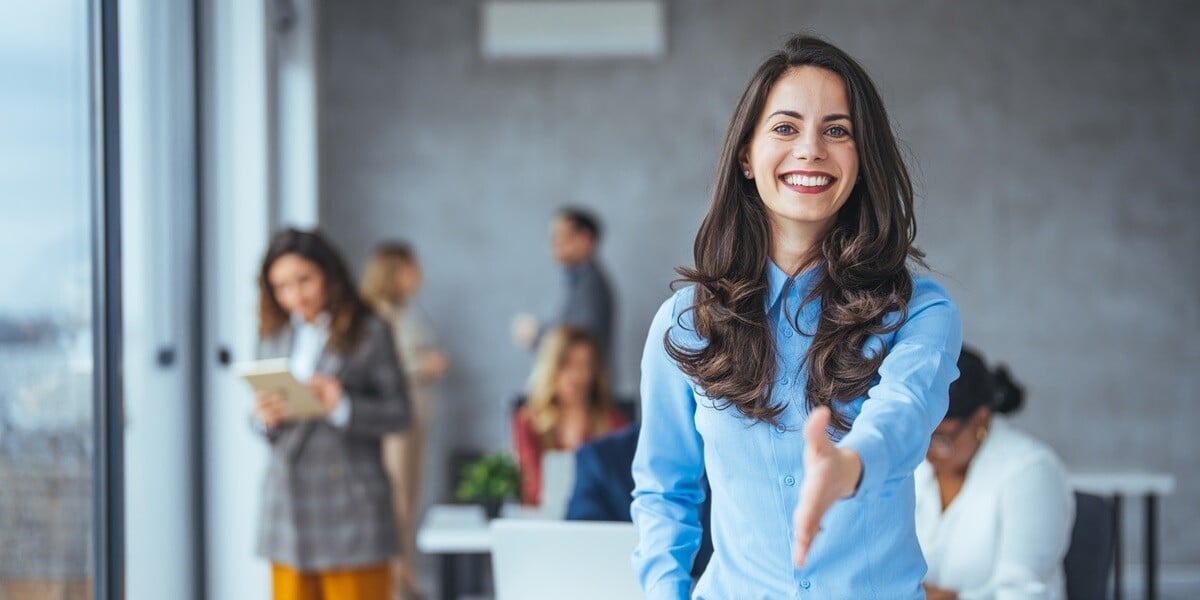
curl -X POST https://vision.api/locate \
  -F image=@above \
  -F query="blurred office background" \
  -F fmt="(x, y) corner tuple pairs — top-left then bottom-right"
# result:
(0, 0), (1196, 598)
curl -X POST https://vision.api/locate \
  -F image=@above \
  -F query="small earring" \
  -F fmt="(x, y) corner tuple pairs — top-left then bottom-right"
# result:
(743, 170), (752, 178)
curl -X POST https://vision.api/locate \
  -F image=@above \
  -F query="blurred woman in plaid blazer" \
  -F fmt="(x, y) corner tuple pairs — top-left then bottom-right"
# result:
(252, 228), (411, 600)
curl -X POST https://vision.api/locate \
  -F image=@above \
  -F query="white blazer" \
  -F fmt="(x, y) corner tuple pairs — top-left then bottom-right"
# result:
(915, 417), (1075, 600)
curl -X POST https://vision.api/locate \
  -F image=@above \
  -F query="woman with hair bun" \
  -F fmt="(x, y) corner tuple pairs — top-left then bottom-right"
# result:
(916, 347), (1075, 600)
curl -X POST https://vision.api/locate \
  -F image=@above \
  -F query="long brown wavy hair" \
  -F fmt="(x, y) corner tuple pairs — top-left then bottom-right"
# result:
(258, 228), (371, 354)
(667, 34), (923, 432)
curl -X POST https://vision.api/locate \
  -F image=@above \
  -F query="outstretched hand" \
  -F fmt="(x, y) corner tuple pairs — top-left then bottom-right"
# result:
(791, 406), (863, 567)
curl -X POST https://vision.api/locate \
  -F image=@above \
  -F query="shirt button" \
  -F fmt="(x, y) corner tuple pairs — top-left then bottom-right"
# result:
(779, 378), (790, 386)
(776, 424), (787, 434)
(784, 328), (794, 338)
(800, 578), (811, 589)
(784, 475), (796, 486)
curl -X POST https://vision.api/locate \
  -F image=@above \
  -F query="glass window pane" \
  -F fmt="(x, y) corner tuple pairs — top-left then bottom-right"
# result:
(0, 2), (96, 598)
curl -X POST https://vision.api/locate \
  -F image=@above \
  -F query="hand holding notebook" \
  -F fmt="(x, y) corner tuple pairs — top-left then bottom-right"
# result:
(236, 358), (328, 422)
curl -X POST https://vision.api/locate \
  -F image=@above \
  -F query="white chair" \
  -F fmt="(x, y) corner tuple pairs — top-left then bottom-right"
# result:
(490, 519), (643, 600)
(537, 449), (575, 519)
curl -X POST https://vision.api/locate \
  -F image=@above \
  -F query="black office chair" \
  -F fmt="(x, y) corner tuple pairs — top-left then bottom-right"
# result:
(1064, 492), (1116, 600)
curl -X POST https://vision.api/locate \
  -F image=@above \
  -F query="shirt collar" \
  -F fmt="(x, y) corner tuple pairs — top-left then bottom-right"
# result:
(290, 311), (332, 330)
(765, 259), (821, 313)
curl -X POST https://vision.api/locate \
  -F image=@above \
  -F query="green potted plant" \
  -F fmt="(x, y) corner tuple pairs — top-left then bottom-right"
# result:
(454, 452), (519, 519)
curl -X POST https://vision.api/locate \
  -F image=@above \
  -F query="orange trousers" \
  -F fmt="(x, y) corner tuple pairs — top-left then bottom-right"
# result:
(271, 562), (391, 600)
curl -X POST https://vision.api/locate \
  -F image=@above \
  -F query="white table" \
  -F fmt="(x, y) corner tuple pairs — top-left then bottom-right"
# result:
(1069, 471), (1177, 600)
(417, 504), (541, 600)
(416, 504), (493, 553)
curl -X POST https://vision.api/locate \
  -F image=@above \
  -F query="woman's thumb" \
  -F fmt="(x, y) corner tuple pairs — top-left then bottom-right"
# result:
(805, 406), (832, 454)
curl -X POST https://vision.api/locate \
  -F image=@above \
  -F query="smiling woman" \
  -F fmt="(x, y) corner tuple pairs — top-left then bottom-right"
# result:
(631, 34), (962, 600)
(740, 66), (860, 240)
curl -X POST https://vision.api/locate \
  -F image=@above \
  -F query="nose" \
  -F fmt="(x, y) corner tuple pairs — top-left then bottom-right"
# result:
(791, 127), (826, 161)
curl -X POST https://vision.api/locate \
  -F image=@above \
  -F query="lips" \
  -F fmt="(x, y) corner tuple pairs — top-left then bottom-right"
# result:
(780, 170), (836, 193)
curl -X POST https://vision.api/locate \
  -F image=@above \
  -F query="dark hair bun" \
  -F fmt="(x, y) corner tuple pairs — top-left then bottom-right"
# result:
(990, 365), (1025, 414)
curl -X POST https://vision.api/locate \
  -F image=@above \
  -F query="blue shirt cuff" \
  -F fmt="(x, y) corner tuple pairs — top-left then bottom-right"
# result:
(644, 576), (692, 600)
(836, 428), (887, 499)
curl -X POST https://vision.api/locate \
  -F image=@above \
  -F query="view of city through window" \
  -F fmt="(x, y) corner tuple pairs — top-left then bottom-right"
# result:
(0, 3), (97, 598)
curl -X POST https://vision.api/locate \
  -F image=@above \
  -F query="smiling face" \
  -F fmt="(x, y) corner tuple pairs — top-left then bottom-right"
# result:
(740, 66), (859, 245)
(267, 253), (328, 323)
(553, 341), (597, 407)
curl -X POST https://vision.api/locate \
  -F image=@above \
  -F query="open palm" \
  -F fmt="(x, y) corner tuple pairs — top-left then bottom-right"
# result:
(792, 406), (862, 567)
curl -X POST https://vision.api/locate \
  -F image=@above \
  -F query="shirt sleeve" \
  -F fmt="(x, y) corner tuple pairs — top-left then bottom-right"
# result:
(327, 394), (352, 427)
(963, 456), (1075, 600)
(837, 280), (963, 498)
(631, 294), (706, 600)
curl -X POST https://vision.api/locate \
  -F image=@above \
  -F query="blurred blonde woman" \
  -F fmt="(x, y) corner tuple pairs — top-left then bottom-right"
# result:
(361, 242), (449, 600)
(513, 326), (628, 506)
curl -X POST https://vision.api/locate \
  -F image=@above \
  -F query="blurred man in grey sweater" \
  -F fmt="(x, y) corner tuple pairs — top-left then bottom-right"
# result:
(512, 207), (615, 366)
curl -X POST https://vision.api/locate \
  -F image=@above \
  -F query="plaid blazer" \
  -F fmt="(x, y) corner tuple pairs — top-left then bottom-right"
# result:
(255, 313), (410, 570)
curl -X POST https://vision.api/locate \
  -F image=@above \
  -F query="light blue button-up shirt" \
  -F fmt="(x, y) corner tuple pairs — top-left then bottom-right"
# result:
(631, 261), (962, 599)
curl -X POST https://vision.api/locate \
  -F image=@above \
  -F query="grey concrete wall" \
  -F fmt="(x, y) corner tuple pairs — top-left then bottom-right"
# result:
(318, 1), (1200, 565)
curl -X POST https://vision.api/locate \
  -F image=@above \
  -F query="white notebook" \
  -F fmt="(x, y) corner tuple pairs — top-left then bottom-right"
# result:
(234, 358), (326, 421)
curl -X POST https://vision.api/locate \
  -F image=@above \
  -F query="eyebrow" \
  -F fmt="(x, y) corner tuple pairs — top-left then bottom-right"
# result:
(766, 110), (851, 123)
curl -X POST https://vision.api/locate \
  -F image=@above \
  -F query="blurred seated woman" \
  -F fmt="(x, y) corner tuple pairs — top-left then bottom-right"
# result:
(916, 346), (1075, 600)
(512, 326), (628, 506)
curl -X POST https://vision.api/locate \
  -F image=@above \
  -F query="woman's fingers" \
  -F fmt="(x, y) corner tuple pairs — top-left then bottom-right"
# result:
(804, 405), (832, 456)
(308, 375), (344, 411)
(255, 401), (283, 428)
(255, 393), (279, 412)
(793, 406), (836, 567)
(792, 496), (820, 566)
(254, 392), (292, 427)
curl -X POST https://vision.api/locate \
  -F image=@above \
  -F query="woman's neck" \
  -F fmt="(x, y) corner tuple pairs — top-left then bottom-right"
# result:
(935, 471), (966, 513)
(768, 216), (832, 274)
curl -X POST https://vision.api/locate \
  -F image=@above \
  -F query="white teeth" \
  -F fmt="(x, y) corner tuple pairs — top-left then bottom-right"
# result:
(784, 174), (831, 187)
